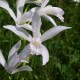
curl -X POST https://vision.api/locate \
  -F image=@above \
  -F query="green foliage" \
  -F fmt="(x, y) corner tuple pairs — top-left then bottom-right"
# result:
(0, 0), (80, 80)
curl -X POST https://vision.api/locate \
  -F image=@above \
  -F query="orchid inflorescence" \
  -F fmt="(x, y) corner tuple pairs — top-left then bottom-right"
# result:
(0, 0), (71, 74)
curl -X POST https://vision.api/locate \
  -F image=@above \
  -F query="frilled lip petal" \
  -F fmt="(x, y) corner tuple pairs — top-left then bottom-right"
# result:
(40, 45), (49, 65)
(42, 6), (64, 22)
(41, 26), (71, 42)
(0, 0), (16, 22)
(3, 25), (32, 42)
(12, 65), (32, 74)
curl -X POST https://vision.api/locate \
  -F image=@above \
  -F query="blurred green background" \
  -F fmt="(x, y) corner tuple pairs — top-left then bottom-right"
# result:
(0, 0), (80, 80)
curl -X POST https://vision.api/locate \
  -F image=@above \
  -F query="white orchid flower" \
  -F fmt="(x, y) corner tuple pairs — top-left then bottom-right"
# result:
(21, 0), (64, 27)
(38, 0), (64, 22)
(0, 41), (32, 74)
(0, 0), (32, 31)
(17, 13), (71, 65)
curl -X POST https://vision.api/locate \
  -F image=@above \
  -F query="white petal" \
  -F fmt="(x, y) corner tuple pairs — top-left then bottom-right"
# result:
(21, 24), (32, 31)
(17, 24), (32, 31)
(8, 41), (21, 62)
(0, 0), (16, 22)
(43, 14), (57, 26)
(42, 6), (64, 22)
(8, 53), (18, 68)
(0, 50), (6, 67)
(22, 24), (32, 31)
(19, 59), (29, 63)
(41, 26), (71, 42)
(10, 58), (29, 71)
(16, 0), (25, 20)
(12, 65), (32, 74)
(19, 10), (34, 24)
(19, 44), (30, 58)
(41, 45), (49, 65)
(32, 12), (42, 38)
(3, 25), (32, 42)
(8, 52), (28, 69)
(26, 0), (42, 6)
(41, 0), (49, 9)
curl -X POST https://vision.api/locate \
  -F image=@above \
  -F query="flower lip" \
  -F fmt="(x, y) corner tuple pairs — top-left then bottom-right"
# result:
(30, 38), (41, 55)
(32, 38), (41, 47)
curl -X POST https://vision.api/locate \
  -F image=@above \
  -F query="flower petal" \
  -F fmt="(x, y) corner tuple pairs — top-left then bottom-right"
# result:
(0, 50), (6, 67)
(18, 59), (29, 63)
(43, 14), (57, 26)
(22, 24), (32, 31)
(0, 50), (9, 72)
(8, 52), (28, 69)
(16, 24), (32, 31)
(42, 6), (64, 22)
(19, 10), (33, 24)
(12, 65), (32, 74)
(9, 54), (27, 69)
(16, 0), (25, 20)
(3, 25), (32, 42)
(19, 44), (30, 58)
(0, 0), (16, 22)
(41, 45), (49, 65)
(26, 0), (43, 6)
(32, 12), (42, 38)
(8, 53), (18, 68)
(41, 26), (71, 42)
(41, 0), (49, 9)
(8, 41), (21, 62)
(20, 24), (32, 31)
